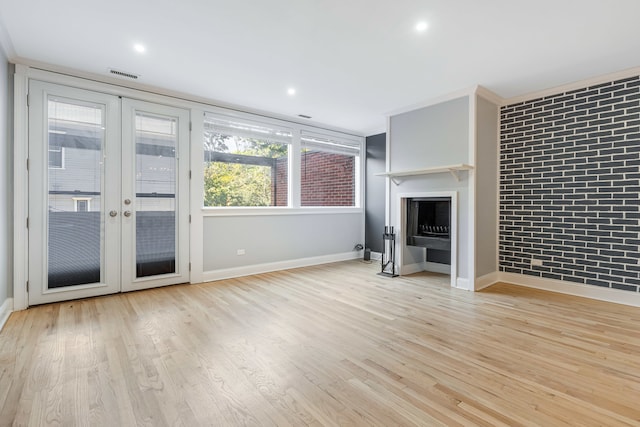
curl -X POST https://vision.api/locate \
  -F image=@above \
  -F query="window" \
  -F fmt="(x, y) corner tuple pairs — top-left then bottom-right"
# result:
(300, 131), (360, 207)
(73, 198), (91, 212)
(48, 146), (64, 169)
(203, 113), (291, 207)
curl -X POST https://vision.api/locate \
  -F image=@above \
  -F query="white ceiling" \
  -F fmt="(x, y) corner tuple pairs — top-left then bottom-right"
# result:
(1, 0), (639, 135)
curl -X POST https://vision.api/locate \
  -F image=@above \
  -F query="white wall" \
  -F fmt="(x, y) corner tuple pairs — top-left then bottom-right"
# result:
(388, 96), (470, 279)
(475, 95), (499, 279)
(202, 213), (363, 272)
(0, 47), (12, 311)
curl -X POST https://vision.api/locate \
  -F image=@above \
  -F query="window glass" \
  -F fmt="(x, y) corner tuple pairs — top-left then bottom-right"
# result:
(203, 114), (291, 207)
(300, 131), (360, 207)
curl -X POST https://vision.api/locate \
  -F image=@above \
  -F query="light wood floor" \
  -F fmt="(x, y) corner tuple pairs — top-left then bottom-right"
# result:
(1, 261), (640, 426)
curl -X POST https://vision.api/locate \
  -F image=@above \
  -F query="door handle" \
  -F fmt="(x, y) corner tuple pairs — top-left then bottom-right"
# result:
(109, 210), (118, 217)
(123, 210), (132, 217)
(124, 199), (131, 205)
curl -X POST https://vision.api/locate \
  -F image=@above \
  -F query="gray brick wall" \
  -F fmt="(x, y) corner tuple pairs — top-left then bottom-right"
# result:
(500, 75), (640, 292)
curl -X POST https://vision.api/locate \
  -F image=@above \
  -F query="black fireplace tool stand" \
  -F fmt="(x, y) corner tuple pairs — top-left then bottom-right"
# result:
(378, 226), (398, 277)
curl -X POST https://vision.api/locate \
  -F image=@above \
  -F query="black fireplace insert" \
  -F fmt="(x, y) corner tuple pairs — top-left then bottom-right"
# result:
(406, 197), (451, 253)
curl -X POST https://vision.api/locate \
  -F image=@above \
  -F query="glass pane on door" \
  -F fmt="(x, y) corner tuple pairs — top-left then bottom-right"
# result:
(135, 112), (177, 277)
(47, 98), (105, 288)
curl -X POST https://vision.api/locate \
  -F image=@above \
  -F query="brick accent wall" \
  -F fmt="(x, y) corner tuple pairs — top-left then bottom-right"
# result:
(500, 75), (640, 292)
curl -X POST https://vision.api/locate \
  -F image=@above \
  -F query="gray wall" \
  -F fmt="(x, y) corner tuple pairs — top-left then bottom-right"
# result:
(475, 95), (499, 278)
(203, 213), (363, 271)
(365, 133), (386, 253)
(389, 97), (470, 278)
(0, 49), (12, 303)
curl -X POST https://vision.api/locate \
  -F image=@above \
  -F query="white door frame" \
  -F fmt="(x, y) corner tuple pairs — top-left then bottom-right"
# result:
(16, 69), (193, 307)
(27, 81), (122, 305)
(121, 98), (190, 292)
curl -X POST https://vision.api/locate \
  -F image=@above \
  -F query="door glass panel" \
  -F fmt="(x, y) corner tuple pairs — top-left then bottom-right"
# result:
(135, 112), (177, 277)
(47, 98), (105, 288)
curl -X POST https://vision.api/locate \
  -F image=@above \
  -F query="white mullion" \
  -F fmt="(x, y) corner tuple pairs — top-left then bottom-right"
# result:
(290, 129), (301, 208)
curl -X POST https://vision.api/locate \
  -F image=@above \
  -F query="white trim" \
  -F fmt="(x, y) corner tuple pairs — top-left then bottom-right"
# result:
(503, 65), (640, 106)
(201, 207), (363, 217)
(0, 298), (13, 331)
(455, 278), (471, 291)
(190, 112), (205, 285)
(376, 164), (473, 185)
(468, 93), (477, 292)
(475, 272), (499, 291)
(200, 251), (360, 282)
(495, 95), (501, 286)
(475, 85), (503, 106)
(386, 86), (477, 117)
(370, 251), (382, 261)
(13, 65), (28, 311)
(498, 272), (640, 308)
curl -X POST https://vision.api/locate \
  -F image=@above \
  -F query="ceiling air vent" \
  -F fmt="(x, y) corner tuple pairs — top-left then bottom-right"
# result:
(298, 114), (312, 119)
(108, 68), (140, 80)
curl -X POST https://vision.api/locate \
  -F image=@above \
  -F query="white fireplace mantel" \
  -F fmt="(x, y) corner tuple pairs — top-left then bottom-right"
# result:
(376, 163), (473, 185)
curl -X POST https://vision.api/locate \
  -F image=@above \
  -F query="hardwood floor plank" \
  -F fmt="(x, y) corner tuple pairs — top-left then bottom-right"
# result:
(1, 261), (640, 426)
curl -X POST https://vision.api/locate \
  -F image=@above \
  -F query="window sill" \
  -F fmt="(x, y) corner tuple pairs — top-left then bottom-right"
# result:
(201, 206), (363, 217)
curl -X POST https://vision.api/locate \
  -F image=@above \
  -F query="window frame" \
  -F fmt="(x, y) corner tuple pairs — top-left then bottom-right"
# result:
(48, 146), (65, 169)
(203, 112), (293, 208)
(201, 108), (363, 215)
(72, 197), (91, 212)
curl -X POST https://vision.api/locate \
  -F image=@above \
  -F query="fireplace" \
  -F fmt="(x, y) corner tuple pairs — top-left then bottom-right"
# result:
(406, 197), (451, 264)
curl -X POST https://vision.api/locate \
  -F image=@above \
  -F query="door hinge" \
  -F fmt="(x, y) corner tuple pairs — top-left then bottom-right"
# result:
(26, 158), (29, 170)
(189, 121), (192, 131)
(26, 93), (30, 107)
(189, 170), (192, 179)
(189, 214), (191, 223)
(26, 217), (29, 228)
(189, 262), (191, 271)
(26, 281), (29, 292)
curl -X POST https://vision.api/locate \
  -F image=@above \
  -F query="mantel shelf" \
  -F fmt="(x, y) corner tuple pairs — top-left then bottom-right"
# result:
(375, 164), (474, 185)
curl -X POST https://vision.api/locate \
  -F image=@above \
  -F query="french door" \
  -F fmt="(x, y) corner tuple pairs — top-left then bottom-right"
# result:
(28, 81), (190, 305)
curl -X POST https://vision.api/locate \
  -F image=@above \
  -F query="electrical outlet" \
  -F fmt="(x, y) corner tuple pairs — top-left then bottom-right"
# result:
(531, 259), (543, 267)
(237, 249), (245, 256)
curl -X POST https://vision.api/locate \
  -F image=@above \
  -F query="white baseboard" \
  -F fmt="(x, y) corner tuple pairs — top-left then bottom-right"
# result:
(455, 278), (471, 291)
(475, 272), (500, 291)
(201, 251), (361, 282)
(0, 298), (13, 332)
(499, 272), (640, 308)
(370, 251), (382, 261)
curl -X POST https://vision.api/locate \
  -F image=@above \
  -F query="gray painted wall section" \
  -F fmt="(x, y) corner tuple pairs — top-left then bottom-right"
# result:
(203, 213), (362, 271)
(389, 97), (470, 278)
(365, 133), (385, 253)
(0, 50), (12, 303)
(475, 95), (499, 278)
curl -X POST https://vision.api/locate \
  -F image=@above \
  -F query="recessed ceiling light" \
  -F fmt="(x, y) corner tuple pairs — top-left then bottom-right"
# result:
(287, 88), (296, 96)
(133, 43), (146, 53)
(416, 22), (428, 32)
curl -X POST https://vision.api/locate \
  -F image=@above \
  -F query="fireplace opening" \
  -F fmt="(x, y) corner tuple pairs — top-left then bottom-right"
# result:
(406, 197), (451, 265)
